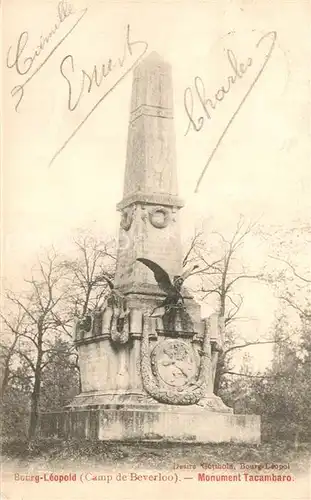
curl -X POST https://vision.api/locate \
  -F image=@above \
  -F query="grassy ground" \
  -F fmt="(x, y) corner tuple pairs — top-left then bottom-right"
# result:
(1, 439), (310, 473)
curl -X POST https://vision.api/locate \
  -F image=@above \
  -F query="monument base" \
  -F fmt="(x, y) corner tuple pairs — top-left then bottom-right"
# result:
(40, 393), (260, 444)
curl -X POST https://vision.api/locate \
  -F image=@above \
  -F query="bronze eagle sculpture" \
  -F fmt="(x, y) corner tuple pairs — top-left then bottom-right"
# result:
(136, 258), (199, 314)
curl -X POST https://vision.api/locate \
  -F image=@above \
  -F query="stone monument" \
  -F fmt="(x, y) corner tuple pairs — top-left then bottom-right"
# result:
(41, 52), (260, 443)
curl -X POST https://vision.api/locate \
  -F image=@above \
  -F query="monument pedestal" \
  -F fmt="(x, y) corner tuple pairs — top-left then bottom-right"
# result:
(40, 392), (260, 444)
(39, 302), (261, 445)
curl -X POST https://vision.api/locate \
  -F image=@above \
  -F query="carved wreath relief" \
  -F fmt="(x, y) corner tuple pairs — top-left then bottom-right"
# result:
(148, 206), (170, 228)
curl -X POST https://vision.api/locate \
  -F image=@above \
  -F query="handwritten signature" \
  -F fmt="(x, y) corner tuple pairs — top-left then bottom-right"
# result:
(184, 31), (277, 193)
(49, 24), (148, 166)
(6, 0), (87, 111)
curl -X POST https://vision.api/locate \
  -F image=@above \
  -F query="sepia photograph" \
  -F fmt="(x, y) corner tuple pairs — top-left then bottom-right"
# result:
(1, 1), (310, 499)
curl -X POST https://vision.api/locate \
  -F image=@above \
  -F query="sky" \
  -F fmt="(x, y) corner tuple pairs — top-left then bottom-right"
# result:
(2, 0), (311, 369)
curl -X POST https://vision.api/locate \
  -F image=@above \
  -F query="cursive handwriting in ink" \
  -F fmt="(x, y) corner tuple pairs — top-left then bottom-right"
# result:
(184, 50), (253, 135)
(60, 25), (141, 112)
(184, 31), (277, 193)
(6, 0), (87, 111)
(49, 25), (148, 166)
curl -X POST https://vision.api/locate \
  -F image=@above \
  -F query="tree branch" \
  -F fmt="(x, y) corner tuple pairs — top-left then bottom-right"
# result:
(269, 255), (311, 283)
(223, 339), (277, 356)
(279, 296), (311, 319)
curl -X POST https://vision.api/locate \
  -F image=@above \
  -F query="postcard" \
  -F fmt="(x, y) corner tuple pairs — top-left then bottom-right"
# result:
(1, 0), (310, 499)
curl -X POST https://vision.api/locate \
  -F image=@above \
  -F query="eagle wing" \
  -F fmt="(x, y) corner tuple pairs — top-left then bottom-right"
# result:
(136, 258), (175, 295)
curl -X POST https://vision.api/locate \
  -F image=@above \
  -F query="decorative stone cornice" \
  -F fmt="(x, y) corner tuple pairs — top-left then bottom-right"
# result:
(117, 191), (184, 211)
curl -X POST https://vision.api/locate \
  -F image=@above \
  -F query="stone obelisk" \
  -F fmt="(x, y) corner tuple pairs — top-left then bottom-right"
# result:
(40, 53), (261, 444)
(115, 52), (184, 295)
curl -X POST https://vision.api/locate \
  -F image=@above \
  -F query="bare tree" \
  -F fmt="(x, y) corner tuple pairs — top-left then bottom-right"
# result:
(1, 233), (118, 440)
(267, 256), (311, 320)
(213, 231), (311, 392)
(59, 232), (117, 390)
(183, 216), (269, 394)
(63, 232), (117, 317)
(0, 304), (26, 398)
(1, 249), (70, 439)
